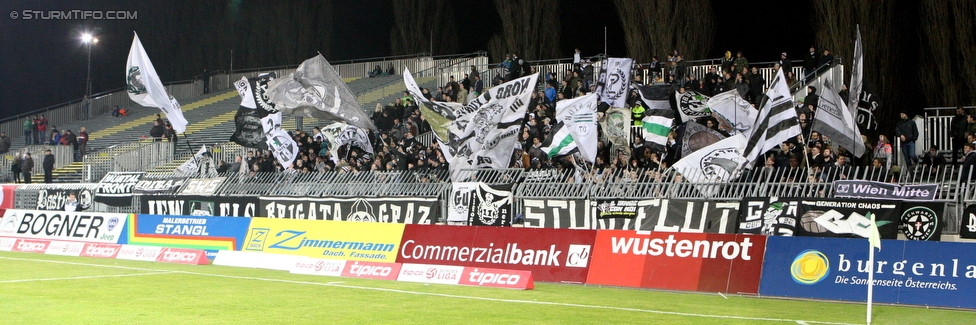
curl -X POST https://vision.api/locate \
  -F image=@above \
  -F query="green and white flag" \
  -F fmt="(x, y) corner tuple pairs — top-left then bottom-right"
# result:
(540, 122), (576, 158)
(550, 93), (598, 162)
(126, 32), (188, 133)
(636, 85), (675, 148)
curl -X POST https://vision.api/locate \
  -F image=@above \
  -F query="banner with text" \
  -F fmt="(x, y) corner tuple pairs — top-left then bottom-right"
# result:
(120, 214), (253, 258)
(520, 198), (738, 233)
(94, 172), (144, 207)
(243, 218), (405, 263)
(0, 209), (128, 243)
(179, 178), (226, 196)
(132, 176), (187, 194)
(737, 197), (901, 239)
(141, 195), (258, 217)
(35, 188), (93, 212)
(759, 236), (976, 309)
(586, 230), (766, 293)
(832, 180), (938, 201)
(396, 224), (596, 283)
(258, 196), (438, 224)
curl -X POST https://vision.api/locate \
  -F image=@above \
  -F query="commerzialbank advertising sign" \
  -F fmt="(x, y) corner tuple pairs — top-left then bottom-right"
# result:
(760, 236), (976, 309)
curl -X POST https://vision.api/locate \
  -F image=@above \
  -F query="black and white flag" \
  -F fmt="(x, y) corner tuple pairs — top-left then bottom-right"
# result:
(126, 32), (188, 133)
(707, 90), (757, 134)
(404, 68), (537, 180)
(740, 69), (801, 168)
(812, 83), (866, 157)
(266, 55), (376, 131)
(674, 90), (711, 122)
(596, 57), (634, 108)
(335, 125), (374, 154)
(230, 73), (278, 149)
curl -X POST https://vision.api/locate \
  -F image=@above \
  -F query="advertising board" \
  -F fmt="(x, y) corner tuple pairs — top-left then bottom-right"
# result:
(585, 230), (766, 293)
(0, 209), (128, 243)
(120, 214), (252, 259)
(759, 236), (976, 309)
(396, 224), (595, 283)
(242, 218), (405, 263)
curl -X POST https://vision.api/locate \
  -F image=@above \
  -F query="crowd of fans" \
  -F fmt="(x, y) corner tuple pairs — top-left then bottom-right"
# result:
(206, 47), (966, 186)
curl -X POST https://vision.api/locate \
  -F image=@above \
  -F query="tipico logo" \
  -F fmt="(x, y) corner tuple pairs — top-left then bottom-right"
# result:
(791, 249), (830, 285)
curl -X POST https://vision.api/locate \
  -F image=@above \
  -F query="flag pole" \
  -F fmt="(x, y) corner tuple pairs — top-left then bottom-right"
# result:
(867, 236), (875, 325)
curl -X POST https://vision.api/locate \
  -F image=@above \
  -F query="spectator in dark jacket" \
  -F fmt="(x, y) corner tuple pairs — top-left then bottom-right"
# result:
(962, 143), (976, 182)
(779, 52), (792, 75)
(803, 46), (819, 81)
(895, 112), (919, 169)
(22, 153), (34, 184)
(150, 120), (165, 142)
(43, 149), (55, 183)
(0, 132), (10, 154)
(951, 107), (968, 165)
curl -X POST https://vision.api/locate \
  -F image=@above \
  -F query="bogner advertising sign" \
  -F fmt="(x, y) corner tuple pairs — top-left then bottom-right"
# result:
(0, 209), (128, 243)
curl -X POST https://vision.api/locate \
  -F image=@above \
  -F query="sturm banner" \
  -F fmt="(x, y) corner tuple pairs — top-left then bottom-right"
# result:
(94, 172), (144, 207)
(961, 205), (976, 239)
(760, 236), (976, 309)
(179, 178), (226, 196)
(133, 176), (187, 194)
(899, 202), (943, 241)
(141, 195), (258, 217)
(258, 196), (438, 224)
(469, 183), (513, 227)
(737, 197), (901, 239)
(36, 188), (93, 212)
(832, 180), (938, 201)
(521, 198), (738, 233)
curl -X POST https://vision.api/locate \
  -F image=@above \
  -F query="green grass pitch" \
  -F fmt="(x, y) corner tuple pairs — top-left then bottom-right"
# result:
(0, 251), (972, 324)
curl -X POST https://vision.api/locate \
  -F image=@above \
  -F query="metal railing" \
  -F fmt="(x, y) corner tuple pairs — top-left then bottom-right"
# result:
(923, 106), (976, 158)
(0, 81), (201, 137)
(82, 140), (174, 181)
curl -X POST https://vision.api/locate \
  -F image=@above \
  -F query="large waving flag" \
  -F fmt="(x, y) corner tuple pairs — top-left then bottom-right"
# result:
(404, 68), (538, 179)
(266, 55), (376, 131)
(708, 89), (758, 134)
(230, 74), (277, 150)
(126, 32), (188, 133)
(635, 85), (675, 149)
(740, 69), (801, 169)
(812, 83), (866, 157)
(673, 133), (748, 197)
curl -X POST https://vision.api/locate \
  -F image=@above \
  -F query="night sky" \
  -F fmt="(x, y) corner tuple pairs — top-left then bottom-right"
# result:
(0, 0), (813, 120)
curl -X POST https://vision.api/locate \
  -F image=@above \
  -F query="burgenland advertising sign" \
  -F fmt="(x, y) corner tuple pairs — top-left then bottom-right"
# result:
(760, 236), (976, 309)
